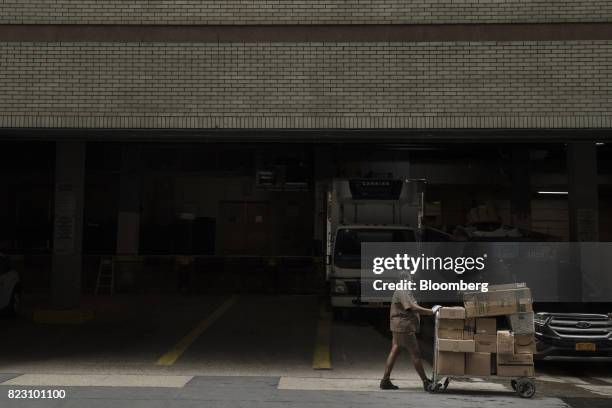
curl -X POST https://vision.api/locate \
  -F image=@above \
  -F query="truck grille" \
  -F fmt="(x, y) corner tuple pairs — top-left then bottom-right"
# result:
(548, 314), (612, 339)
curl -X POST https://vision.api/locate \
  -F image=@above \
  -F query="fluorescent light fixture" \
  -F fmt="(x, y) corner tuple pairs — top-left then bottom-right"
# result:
(596, 142), (605, 146)
(537, 191), (568, 195)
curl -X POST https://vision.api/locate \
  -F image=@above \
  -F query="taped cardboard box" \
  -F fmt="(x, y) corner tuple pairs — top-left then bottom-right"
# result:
(464, 286), (532, 318)
(438, 306), (466, 319)
(466, 352), (491, 376)
(497, 363), (535, 377)
(514, 334), (537, 354)
(498, 352), (534, 365)
(509, 312), (535, 334)
(497, 330), (514, 355)
(464, 318), (475, 340)
(475, 334), (497, 353)
(438, 319), (465, 340)
(438, 339), (475, 353)
(488, 283), (527, 291)
(475, 318), (496, 335)
(437, 351), (465, 375)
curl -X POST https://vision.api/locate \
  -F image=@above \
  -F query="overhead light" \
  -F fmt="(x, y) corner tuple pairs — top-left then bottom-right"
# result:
(596, 142), (605, 146)
(537, 191), (568, 195)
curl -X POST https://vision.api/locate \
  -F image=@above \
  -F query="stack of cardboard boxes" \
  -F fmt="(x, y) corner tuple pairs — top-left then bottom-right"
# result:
(436, 283), (536, 377)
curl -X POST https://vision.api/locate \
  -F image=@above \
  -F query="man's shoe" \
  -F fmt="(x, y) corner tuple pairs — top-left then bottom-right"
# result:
(380, 378), (399, 390)
(422, 378), (433, 392)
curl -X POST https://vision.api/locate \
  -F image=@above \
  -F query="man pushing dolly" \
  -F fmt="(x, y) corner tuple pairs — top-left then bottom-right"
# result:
(380, 272), (441, 391)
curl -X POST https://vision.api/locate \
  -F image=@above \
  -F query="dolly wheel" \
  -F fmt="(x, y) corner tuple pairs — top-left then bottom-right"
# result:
(427, 382), (438, 393)
(516, 378), (536, 398)
(510, 379), (517, 391)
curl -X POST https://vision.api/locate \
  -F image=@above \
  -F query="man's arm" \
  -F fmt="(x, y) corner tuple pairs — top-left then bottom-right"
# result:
(398, 291), (433, 316)
(410, 302), (434, 316)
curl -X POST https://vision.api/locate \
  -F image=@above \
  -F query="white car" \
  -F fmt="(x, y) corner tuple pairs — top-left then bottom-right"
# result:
(0, 254), (20, 316)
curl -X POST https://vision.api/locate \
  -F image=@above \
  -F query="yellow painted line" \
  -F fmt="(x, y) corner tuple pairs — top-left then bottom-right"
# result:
(156, 296), (237, 366)
(312, 303), (332, 370)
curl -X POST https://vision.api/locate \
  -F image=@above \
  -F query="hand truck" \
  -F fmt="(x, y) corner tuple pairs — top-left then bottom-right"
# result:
(428, 309), (536, 398)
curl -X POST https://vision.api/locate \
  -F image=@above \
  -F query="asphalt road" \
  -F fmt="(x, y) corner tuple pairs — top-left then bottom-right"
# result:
(0, 294), (611, 407)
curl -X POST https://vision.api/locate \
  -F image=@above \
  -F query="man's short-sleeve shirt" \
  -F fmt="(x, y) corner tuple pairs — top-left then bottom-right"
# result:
(389, 289), (420, 333)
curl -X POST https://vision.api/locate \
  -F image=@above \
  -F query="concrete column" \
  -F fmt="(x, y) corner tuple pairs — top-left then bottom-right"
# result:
(116, 147), (141, 255)
(313, 146), (334, 257)
(567, 142), (599, 242)
(566, 142), (599, 302)
(51, 141), (85, 309)
(510, 147), (531, 229)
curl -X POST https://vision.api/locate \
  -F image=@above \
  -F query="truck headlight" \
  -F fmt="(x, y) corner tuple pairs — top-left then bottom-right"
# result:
(334, 281), (348, 294)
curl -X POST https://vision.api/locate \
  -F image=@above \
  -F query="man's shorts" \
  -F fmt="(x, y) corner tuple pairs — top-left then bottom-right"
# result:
(392, 331), (418, 351)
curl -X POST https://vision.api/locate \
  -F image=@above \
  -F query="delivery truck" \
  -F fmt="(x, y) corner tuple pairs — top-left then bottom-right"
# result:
(326, 178), (425, 316)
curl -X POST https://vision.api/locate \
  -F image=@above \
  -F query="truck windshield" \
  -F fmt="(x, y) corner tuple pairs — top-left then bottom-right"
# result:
(334, 228), (415, 268)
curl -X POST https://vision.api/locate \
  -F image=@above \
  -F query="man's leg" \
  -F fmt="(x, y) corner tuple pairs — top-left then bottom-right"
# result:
(407, 346), (428, 382)
(380, 333), (402, 389)
(382, 342), (400, 380)
(405, 334), (432, 390)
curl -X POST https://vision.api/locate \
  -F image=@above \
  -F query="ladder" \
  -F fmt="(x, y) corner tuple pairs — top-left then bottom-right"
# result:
(95, 256), (115, 295)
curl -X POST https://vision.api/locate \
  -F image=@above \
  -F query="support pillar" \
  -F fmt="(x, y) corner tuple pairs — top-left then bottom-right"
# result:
(313, 146), (334, 257)
(510, 147), (531, 229)
(51, 141), (85, 310)
(566, 142), (599, 302)
(116, 147), (141, 255)
(567, 143), (599, 242)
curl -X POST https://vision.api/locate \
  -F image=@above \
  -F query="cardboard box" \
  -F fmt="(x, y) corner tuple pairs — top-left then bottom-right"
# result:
(437, 351), (465, 375)
(498, 353), (534, 365)
(497, 363), (535, 377)
(438, 306), (466, 319)
(475, 334), (497, 353)
(464, 285), (532, 318)
(514, 334), (537, 354)
(466, 352), (492, 376)
(497, 330), (514, 355)
(475, 318), (496, 335)
(438, 319), (465, 339)
(488, 283), (527, 291)
(464, 318), (475, 340)
(438, 339), (476, 353)
(509, 312), (535, 334)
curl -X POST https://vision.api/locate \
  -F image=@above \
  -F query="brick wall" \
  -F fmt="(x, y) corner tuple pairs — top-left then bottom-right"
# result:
(1, 41), (610, 129)
(1, 1), (611, 24)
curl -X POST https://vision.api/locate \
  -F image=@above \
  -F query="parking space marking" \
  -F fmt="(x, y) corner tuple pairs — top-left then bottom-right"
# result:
(156, 296), (237, 366)
(312, 304), (332, 370)
(1, 374), (193, 388)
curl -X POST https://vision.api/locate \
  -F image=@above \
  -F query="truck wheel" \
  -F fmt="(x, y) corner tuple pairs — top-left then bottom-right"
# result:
(7, 289), (20, 317)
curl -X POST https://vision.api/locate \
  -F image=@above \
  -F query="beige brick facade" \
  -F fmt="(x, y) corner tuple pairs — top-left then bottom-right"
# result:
(1, 41), (610, 129)
(1, 1), (611, 25)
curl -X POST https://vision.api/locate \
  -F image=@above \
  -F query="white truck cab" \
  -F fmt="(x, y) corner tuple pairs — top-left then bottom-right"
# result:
(0, 254), (21, 316)
(325, 179), (425, 315)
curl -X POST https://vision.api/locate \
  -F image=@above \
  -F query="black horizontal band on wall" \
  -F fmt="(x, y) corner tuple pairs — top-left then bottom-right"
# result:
(1, 23), (612, 42)
(2, 128), (612, 143)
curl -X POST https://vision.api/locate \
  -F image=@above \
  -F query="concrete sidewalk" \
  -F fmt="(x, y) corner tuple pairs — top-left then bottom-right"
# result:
(0, 375), (575, 408)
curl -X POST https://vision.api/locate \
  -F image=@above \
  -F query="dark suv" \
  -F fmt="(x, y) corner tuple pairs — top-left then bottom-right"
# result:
(535, 312), (612, 358)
